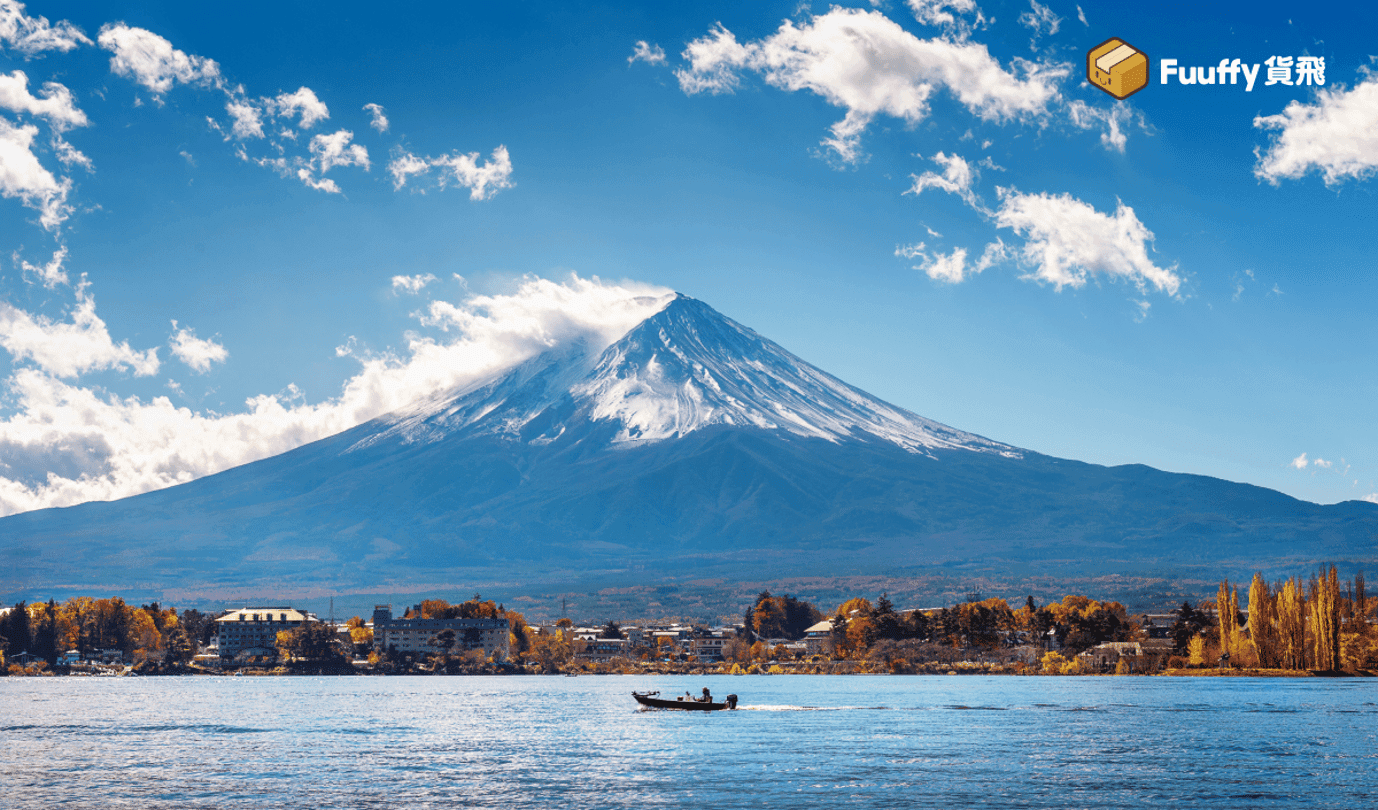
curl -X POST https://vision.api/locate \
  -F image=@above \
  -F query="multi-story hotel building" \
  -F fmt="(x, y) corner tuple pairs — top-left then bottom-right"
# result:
(371, 605), (510, 660)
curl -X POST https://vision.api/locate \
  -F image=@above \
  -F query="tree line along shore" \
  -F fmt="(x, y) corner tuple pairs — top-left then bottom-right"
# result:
(1, 566), (1374, 677)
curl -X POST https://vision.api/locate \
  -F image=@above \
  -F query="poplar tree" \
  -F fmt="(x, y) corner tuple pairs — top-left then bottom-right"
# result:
(1216, 581), (1238, 664)
(1309, 565), (1341, 671)
(1277, 578), (1307, 670)
(1248, 574), (1278, 668)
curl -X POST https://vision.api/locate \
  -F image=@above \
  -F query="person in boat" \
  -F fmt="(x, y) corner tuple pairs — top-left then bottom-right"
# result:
(699, 687), (712, 703)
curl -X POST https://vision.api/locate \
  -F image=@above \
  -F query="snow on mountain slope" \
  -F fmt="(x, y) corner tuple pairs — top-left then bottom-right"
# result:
(352, 294), (1019, 458)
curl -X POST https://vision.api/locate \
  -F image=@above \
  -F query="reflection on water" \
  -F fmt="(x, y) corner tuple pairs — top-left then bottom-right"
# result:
(2, 675), (1376, 808)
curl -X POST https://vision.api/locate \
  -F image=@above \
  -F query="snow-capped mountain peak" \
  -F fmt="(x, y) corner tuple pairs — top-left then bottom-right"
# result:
(352, 293), (1018, 458)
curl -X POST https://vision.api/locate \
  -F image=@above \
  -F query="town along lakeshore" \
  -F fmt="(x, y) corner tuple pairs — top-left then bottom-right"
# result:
(4, 568), (1376, 678)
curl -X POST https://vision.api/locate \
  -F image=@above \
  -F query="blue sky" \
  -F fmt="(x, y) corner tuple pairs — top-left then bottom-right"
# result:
(0, 0), (1375, 514)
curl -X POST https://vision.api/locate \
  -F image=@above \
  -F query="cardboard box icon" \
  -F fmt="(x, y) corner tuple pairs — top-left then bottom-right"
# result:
(1088, 38), (1148, 100)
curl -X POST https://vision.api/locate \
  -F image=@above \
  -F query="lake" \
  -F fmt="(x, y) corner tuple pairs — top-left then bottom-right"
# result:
(3, 675), (1376, 808)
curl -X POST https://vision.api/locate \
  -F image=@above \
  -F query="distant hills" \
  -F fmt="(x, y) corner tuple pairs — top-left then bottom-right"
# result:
(2, 294), (1375, 615)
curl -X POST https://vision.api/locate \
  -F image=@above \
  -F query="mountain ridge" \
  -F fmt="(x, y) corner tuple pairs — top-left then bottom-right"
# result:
(1, 292), (1375, 606)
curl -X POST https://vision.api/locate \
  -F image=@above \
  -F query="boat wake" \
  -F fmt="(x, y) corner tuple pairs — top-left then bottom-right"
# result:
(739, 705), (891, 712)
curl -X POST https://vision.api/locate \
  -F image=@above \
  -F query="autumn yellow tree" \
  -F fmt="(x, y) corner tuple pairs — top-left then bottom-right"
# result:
(1277, 577), (1307, 670)
(345, 616), (373, 649)
(1248, 574), (1278, 668)
(1187, 634), (1208, 667)
(1309, 566), (1341, 671)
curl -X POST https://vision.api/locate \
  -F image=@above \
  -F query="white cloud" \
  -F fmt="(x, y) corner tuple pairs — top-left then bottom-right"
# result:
(392, 273), (437, 294)
(676, 8), (1066, 164)
(0, 280), (159, 378)
(363, 102), (388, 132)
(1018, 0), (1061, 43)
(908, 0), (978, 27)
(0, 70), (88, 131)
(291, 129), (368, 192)
(1254, 74), (1378, 186)
(431, 145), (513, 200)
(0, 1), (91, 56)
(1076, 5), (1088, 26)
(51, 133), (92, 171)
(310, 129), (369, 173)
(905, 151), (982, 208)
(0, 274), (672, 516)
(922, 246), (968, 283)
(1067, 99), (1141, 153)
(896, 238), (1005, 283)
(675, 25), (753, 94)
(629, 40), (667, 66)
(1364, 493), (1378, 504)
(14, 244), (66, 287)
(1291, 452), (1309, 469)
(271, 86), (329, 129)
(295, 168), (340, 194)
(390, 145), (514, 200)
(993, 189), (1181, 295)
(387, 150), (431, 190)
(225, 98), (264, 139)
(906, 0), (986, 39)
(97, 24), (221, 96)
(168, 321), (228, 373)
(0, 116), (71, 230)
(1314, 457), (1333, 469)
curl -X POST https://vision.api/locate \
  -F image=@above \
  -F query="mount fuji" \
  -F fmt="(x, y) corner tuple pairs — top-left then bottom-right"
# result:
(2, 294), (1375, 607)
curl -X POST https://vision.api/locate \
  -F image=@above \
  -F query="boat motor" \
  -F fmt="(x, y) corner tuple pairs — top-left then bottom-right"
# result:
(725, 694), (738, 710)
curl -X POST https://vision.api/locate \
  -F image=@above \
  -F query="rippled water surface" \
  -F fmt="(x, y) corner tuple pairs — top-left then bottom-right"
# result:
(3, 675), (1377, 808)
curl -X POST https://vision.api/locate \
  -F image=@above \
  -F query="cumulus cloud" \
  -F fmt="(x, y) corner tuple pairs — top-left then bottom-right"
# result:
(1291, 452), (1310, 469)
(97, 24), (221, 96)
(270, 86), (329, 129)
(363, 102), (388, 132)
(389, 145), (514, 200)
(287, 129), (368, 193)
(14, 243), (66, 287)
(168, 321), (228, 372)
(0, 274), (672, 516)
(310, 129), (368, 173)
(629, 40), (666, 66)
(387, 150), (430, 190)
(675, 8), (1066, 164)
(0, 116), (71, 230)
(0, 1), (91, 56)
(1254, 74), (1378, 186)
(225, 98), (264, 139)
(904, 151), (982, 208)
(992, 189), (1181, 295)
(896, 238), (1006, 283)
(392, 273), (437, 294)
(0, 70), (88, 131)
(0, 280), (159, 378)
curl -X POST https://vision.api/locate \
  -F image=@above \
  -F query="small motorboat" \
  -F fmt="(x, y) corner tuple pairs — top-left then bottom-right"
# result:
(633, 690), (737, 711)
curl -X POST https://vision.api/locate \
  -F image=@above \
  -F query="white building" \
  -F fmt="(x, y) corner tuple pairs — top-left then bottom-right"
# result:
(215, 607), (314, 660)
(371, 605), (510, 660)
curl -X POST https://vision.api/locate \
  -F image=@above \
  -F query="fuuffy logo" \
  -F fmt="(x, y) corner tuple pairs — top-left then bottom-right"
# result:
(1088, 38), (1149, 100)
